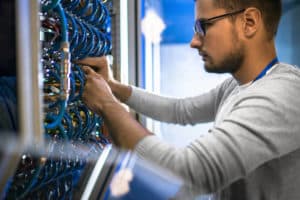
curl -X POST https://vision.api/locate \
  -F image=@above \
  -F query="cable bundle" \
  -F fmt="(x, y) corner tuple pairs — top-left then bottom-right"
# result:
(5, 140), (104, 199)
(63, 0), (112, 60)
(40, 0), (111, 146)
(42, 0), (112, 60)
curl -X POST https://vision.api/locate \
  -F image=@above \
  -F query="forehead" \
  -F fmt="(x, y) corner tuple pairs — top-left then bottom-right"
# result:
(195, 0), (226, 19)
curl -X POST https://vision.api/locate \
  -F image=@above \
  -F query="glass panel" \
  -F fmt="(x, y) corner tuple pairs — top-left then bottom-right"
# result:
(140, 0), (228, 146)
(276, 0), (300, 66)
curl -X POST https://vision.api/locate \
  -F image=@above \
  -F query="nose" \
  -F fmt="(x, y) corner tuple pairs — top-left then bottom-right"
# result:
(190, 34), (203, 49)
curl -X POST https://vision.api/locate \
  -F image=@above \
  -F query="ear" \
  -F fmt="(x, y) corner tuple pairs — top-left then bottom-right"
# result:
(241, 7), (262, 38)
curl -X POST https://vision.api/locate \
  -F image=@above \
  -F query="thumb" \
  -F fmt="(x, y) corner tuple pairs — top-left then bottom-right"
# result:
(82, 66), (96, 75)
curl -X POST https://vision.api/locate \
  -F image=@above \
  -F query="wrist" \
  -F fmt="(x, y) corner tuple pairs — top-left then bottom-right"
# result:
(107, 79), (119, 98)
(107, 79), (132, 102)
(107, 79), (117, 90)
(97, 96), (119, 115)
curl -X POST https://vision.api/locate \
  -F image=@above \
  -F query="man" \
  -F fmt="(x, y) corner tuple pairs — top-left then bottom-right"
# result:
(79, 0), (300, 199)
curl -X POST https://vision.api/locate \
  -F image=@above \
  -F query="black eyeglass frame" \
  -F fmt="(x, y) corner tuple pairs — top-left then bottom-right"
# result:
(194, 8), (246, 36)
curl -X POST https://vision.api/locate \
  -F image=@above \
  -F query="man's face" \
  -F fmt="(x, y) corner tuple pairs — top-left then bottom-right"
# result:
(190, 0), (245, 74)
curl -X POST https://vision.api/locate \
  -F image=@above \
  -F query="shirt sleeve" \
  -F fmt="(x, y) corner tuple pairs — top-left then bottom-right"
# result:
(134, 77), (300, 193)
(126, 78), (235, 125)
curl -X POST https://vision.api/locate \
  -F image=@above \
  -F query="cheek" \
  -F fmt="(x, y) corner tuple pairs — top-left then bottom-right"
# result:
(206, 30), (235, 58)
(206, 36), (228, 58)
(205, 22), (237, 55)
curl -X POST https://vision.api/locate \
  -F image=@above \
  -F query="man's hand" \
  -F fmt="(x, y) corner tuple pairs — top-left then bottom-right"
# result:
(82, 66), (118, 114)
(78, 56), (132, 103)
(77, 56), (114, 83)
(82, 66), (150, 150)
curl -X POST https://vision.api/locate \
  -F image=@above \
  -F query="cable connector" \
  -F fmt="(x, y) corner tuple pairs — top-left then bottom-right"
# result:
(60, 42), (71, 105)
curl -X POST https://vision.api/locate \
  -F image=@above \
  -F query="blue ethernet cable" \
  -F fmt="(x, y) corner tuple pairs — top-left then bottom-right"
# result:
(41, 0), (61, 13)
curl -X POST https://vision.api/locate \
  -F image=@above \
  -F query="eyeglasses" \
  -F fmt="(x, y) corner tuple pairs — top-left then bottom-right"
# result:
(193, 9), (246, 37)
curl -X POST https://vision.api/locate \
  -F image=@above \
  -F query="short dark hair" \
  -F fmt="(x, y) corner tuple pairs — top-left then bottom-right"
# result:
(212, 0), (282, 39)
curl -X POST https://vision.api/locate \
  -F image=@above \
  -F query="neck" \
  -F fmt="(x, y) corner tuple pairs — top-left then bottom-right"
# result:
(233, 41), (277, 85)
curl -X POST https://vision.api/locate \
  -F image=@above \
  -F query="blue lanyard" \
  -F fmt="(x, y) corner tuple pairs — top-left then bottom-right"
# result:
(253, 57), (278, 82)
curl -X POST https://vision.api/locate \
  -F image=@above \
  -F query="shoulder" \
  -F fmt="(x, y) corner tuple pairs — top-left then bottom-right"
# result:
(216, 77), (239, 100)
(237, 63), (300, 110)
(253, 63), (300, 92)
(220, 77), (238, 90)
(268, 63), (300, 80)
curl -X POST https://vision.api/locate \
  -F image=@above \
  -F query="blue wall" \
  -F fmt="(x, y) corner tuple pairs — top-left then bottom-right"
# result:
(277, 1), (300, 66)
(160, 0), (194, 44)
(159, 0), (300, 66)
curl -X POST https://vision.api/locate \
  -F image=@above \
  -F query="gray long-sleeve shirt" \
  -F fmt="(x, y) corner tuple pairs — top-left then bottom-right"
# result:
(126, 63), (300, 200)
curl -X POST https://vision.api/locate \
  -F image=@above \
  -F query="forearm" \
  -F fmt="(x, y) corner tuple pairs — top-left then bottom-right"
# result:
(127, 87), (216, 125)
(108, 80), (132, 103)
(100, 99), (151, 149)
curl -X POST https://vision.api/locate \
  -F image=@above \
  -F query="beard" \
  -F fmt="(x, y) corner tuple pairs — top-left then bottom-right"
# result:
(204, 29), (245, 74)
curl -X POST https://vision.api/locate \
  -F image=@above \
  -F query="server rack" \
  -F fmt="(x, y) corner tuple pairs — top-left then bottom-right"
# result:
(0, 0), (125, 199)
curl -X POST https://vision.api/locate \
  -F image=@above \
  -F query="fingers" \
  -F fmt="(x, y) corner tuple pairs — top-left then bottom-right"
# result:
(76, 56), (106, 65)
(82, 66), (102, 78)
(81, 68), (114, 114)
(81, 66), (94, 75)
(77, 57), (109, 77)
(76, 56), (108, 72)
(78, 56), (113, 85)
(82, 66), (104, 84)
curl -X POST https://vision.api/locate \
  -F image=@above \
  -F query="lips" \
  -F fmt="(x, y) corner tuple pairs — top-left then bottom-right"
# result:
(198, 50), (207, 56)
(199, 51), (208, 61)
